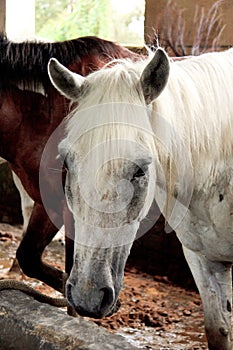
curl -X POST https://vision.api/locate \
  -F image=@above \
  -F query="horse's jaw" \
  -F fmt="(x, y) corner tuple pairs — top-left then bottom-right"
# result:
(65, 243), (131, 319)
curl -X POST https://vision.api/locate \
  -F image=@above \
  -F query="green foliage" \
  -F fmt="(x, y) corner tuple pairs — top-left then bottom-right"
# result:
(36, 0), (111, 41)
(35, 0), (144, 44)
(36, 0), (67, 34)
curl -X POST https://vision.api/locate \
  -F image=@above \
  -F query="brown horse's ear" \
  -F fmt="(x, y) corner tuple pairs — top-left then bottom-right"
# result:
(48, 58), (86, 100)
(140, 48), (170, 104)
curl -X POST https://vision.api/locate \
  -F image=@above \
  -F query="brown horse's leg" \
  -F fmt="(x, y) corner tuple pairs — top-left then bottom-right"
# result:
(16, 202), (66, 293)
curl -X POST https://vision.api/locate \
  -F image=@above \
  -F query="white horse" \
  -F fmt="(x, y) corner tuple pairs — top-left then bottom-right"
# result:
(48, 47), (233, 350)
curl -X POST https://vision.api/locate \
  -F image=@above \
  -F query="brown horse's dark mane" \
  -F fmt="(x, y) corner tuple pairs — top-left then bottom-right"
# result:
(0, 33), (137, 93)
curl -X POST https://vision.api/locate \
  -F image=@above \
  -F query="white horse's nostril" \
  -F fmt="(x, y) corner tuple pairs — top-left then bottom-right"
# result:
(100, 286), (115, 314)
(66, 281), (116, 318)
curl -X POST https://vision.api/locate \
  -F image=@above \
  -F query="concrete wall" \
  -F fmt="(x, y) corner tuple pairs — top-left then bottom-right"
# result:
(0, 289), (138, 350)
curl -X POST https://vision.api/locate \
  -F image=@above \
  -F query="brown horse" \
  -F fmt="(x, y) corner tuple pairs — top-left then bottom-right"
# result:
(0, 34), (140, 293)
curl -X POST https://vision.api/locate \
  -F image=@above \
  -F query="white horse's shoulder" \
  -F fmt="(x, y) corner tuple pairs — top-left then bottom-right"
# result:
(177, 161), (233, 260)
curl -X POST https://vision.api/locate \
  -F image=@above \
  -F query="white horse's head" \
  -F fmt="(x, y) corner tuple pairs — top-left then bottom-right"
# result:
(48, 49), (169, 318)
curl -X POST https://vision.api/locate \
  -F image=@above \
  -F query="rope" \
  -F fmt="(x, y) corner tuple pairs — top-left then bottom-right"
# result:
(0, 279), (68, 307)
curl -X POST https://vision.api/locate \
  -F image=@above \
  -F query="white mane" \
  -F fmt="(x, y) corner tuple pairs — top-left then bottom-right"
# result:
(155, 49), (233, 163)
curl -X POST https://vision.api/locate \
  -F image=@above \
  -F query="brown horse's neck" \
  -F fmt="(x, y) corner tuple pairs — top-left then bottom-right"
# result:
(0, 86), (66, 161)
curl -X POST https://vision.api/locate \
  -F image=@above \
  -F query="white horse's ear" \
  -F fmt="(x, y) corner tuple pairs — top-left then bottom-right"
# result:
(48, 58), (86, 100)
(140, 48), (170, 104)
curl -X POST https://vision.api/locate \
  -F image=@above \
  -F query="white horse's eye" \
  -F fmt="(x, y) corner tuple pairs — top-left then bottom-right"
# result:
(131, 157), (151, 181)
(133, 167), (145, 179)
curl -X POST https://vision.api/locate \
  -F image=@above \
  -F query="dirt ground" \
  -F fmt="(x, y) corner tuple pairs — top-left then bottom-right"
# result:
(0, 222), (207, 350)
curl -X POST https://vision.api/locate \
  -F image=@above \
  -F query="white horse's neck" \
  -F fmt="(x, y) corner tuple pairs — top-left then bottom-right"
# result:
(147, 49), (233, 219)
(152, 49), (233, 167)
